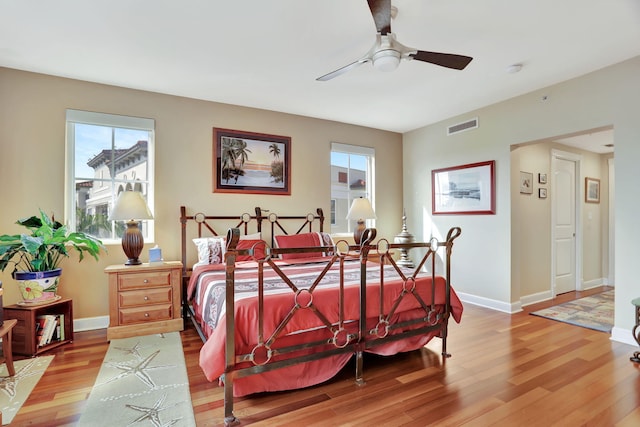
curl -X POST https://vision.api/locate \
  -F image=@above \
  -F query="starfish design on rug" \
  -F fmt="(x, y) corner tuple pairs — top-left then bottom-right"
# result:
(114, 341), (146, 359)
(114, 334), (167, 360)
(100, 350), (176, 389)
(125, 393), (183, 427)
(0, 358), (44, 399)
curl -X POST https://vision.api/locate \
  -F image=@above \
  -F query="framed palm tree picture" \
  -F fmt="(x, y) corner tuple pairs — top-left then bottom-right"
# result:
(213, 128), (291, 195)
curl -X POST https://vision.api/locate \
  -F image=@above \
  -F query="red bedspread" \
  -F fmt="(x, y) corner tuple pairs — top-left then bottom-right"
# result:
(189, 257), (463, 396)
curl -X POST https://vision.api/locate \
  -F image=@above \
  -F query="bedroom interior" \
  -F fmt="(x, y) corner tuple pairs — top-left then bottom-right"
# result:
(1, 0), (640, 425)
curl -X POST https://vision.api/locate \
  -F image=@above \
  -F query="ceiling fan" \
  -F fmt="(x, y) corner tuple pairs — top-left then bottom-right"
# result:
(316, 0), (473, 81)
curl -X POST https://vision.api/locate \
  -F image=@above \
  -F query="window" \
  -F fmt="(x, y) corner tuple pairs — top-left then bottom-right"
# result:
(66, 110), (155, 243)
(330, 199), (336, 225)
(330, 142), (375, 234)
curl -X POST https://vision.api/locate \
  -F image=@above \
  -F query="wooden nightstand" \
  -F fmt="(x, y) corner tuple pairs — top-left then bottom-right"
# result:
(347, 250), (395, 264)
(105, 261), (183, 340)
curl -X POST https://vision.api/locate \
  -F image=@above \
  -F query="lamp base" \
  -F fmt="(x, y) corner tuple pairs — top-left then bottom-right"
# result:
(353, 221), (366, 246)
(122, 220), (144, 266)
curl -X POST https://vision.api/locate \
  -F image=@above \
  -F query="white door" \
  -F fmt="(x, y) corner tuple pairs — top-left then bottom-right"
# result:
(553, 157), (577, 294)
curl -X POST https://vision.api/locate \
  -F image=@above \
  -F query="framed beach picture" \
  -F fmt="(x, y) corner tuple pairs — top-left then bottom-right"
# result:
(431, 160), (496, 215)
(213, 128), (291, 195)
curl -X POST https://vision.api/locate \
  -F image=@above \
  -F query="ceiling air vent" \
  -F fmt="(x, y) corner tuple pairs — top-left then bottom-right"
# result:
(447, 117), (478, 136)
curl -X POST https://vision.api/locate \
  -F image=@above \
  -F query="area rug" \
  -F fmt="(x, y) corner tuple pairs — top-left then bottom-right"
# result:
(77, 332), (196, 426)
(0, 355), (54, 425)
(531, 289), (614, 332)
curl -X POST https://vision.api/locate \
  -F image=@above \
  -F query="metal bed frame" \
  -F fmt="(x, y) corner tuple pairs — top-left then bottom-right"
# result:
(179, 206), (461, 426)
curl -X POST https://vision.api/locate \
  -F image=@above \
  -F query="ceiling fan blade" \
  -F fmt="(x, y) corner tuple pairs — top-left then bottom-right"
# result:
(367, 0), (391, 35)
(410, 51), (473, 70)
(316, 58), (370, 81)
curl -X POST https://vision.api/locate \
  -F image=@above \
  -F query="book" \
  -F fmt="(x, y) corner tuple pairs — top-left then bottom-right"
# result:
(36, 315), (47, 346)
(40, 314), (57, 347)
(51, 314), (65, 342)
(58, 314), (65, 341)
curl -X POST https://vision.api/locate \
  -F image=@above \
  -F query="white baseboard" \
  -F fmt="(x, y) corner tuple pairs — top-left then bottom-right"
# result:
(611, 326), (637, 347)
(74, 315), (109, 332)
(520, 290), (553, 307)
(520, 283), (610, 307)
(581, 278), (606, 290)
(456, 291), (522, 314)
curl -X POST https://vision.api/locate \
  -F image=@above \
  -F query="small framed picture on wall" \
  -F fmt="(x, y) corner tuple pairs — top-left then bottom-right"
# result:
(520, 171), (533, 194)
(538, 173), (547, 184)
(585, 177), (600, 203)
(539, 188), (547, 199)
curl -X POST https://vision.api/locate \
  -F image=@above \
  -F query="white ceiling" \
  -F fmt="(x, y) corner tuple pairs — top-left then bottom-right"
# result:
(1, 1), (639, 135)
(554, 129), (615, 154)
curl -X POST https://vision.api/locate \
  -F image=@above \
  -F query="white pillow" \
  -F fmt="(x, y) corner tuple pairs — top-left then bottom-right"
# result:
(192, 237), (226, 267)
(319, 232), (335, 253)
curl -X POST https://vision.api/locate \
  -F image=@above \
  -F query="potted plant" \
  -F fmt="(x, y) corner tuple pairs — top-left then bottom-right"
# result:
(0, 209), (105, 304)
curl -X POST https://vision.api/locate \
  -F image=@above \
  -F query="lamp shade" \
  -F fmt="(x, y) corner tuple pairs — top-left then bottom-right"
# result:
(346, 197), (376, 246)
(109, 190), (153, 265)
(346, 197), (376, 221)
(109, 191), (153, 221)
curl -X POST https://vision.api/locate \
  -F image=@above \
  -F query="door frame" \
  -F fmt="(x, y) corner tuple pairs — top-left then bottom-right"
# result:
(550, 149), (583, 295)
(608, 157), (615, 286)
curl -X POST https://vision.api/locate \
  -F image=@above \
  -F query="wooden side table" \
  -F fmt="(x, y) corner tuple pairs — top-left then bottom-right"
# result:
(0, 319), (17, 376)
(105, 261), (183, 340)
(347, 250), (395, 264)
(4, 298), (74, 357)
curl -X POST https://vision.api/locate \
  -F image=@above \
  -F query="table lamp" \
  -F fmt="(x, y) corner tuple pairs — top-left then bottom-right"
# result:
(109, 190), (153, 265)
(346, 197), (376, 245)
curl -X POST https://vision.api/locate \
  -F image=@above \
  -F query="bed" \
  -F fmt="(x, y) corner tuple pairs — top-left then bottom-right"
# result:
(180, 206), (462, 425)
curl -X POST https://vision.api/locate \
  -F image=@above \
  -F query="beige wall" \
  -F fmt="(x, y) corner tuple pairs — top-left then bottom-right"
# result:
(0, 67), (402, 321)
(511, 140), (609, 300)
(403, 56), (640, 339)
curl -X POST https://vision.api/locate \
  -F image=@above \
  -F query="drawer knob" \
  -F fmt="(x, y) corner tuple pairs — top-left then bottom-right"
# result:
(143, 279), (149, 283)
(144, 313), (149, 317)
(144, 296), (149, 301)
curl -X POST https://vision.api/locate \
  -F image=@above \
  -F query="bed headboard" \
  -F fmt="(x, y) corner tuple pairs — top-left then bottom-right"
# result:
(179, 206), (325, 275)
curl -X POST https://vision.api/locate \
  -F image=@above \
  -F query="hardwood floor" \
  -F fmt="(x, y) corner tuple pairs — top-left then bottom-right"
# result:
(11, 286), (640, 426)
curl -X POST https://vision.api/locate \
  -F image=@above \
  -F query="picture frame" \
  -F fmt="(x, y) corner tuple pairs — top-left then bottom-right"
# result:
(520, 171), (533, 194)
(431, 160), (495, 215)
(539, 188), (547, 199)
(538, 173), (547, 184)
(585, 177), (600, 203)
(213, 128), (291, 195)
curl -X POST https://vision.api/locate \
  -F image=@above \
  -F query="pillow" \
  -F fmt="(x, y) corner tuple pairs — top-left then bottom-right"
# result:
(319, 232), (335, 256)
(192, 237), (226, 267)
(236, 239), (267, 261)
(274, 232), (334, 260)
(193, 233), (267, 264)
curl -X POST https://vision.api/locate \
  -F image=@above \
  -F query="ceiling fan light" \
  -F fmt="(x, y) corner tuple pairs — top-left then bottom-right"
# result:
(373, 50), (401, 72)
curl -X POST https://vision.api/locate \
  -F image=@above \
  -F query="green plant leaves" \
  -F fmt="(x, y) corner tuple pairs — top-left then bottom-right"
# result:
(0, 209), (105, 274)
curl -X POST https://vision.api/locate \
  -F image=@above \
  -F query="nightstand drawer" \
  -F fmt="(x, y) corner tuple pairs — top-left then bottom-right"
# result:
(119, 304), (172, 325)
(118, 288), (172, 308)
(118, 271), (172, 290)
